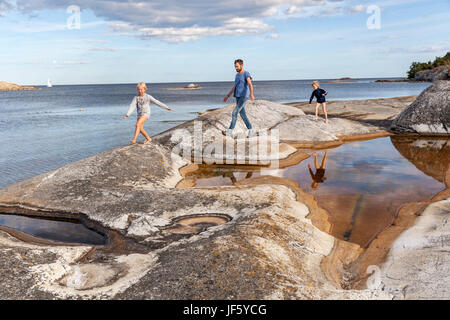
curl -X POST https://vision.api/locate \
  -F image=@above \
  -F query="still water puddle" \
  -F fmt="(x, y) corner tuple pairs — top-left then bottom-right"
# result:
(0, 213), (107, 246)
(181, 136), (448, 248)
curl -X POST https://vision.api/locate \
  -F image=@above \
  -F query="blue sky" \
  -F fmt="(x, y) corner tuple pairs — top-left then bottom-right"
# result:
(0, 0), (449, 85)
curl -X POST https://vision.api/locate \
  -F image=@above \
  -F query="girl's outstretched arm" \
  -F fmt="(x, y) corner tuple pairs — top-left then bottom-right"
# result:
(149, 95), (173, 111)
(125, 96), (137, 117)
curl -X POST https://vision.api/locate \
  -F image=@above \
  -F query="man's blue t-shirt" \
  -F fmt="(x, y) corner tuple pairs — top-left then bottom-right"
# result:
(234, 71), (251, 98)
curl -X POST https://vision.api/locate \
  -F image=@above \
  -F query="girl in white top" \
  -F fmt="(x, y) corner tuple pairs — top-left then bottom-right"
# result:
(122, 82), (173, 144)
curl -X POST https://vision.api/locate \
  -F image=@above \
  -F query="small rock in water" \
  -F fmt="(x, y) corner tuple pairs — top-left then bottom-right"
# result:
(184, 83), (201, 89)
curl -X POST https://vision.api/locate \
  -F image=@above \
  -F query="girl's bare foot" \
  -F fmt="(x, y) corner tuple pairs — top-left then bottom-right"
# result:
(325, 119), (329, 124)
(143, 138), (152, 145)
(130, 140), (136, 144)
(313, 117), (318, 121)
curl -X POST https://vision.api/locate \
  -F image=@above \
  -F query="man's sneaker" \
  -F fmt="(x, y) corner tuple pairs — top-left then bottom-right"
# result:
(247, 129), (256, 138)
(222, 129), (234, 137)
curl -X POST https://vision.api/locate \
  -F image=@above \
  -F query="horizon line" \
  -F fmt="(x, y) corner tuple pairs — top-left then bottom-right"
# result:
(23, 76), (405, 87)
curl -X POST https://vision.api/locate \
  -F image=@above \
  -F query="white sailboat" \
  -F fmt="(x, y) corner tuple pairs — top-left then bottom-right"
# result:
(47, 78), (52, 88)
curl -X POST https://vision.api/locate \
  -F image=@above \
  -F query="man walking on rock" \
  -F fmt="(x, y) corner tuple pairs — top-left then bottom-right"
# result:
(223, 59), (255, 138)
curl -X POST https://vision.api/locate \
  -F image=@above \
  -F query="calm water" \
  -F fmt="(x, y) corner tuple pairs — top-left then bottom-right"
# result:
(183, 137), (448, 247)
(0, 213), (106, 245)
(0, 79), (430, 189)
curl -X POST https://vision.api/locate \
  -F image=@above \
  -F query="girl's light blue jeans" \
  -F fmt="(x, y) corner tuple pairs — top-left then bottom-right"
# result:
(229, 97), (252, 130)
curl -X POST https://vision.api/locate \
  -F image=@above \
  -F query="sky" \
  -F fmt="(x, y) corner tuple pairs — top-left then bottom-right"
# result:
(0, 0), (449, 85)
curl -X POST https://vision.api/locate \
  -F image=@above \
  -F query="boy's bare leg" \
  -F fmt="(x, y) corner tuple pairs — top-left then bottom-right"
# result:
(321, 150), (328, 169)
(314, 153), (319, 169)
(314, 103), (319, 120)
(322, 103), (328, 124)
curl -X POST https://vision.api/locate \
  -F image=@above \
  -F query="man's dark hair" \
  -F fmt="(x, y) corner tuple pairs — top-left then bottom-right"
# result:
(234, 59), (244, 65)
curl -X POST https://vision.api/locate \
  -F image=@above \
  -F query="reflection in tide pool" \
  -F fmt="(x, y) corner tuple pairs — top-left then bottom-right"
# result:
(181, 137), (448, 248)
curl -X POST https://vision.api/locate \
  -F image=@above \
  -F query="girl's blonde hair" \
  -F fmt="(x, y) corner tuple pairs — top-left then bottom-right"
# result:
(312, 81), (319, 88)
(137, 82), (147, 90)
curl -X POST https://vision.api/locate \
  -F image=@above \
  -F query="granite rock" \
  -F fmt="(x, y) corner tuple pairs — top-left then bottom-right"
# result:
(391, 81), (450, 135)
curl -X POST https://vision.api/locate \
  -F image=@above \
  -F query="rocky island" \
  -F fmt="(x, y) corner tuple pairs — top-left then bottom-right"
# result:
(0, 81), (448, 300)
(375, 52), (450, 82)
(167, 83), (202, 90)
(0, 81), (38, 91)
(407, 52), (450, 81)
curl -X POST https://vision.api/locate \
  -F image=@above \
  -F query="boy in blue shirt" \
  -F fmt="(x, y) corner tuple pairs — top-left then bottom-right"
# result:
(308, 81), (328, 124)
(223, 59), (255, 138)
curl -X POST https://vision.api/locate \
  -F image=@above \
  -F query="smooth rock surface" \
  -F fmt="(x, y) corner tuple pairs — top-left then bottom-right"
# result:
(288, 96), (417, 123)
(379, 198), (450, 299)
(154, 99), (392, 158)
(391, 81), (450, 135)
(153, 100), (304, 162)
(0, 174), (390, 299)
(275, 115), (385, 146)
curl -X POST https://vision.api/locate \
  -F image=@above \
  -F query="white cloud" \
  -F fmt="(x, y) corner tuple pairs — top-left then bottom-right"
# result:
(5, 0), (383, 42)
(376, 43), (450, 55)
(8, 20), (107, 33)
(0, 0), (13, 15)
(312, 7), (341, 17)
(52, 60), (90, 66)
(73, 45), (117, 51)
(84, 39), (110, 44)
(109, 17), (274, 43)
(285, 5), (303, 15)
(348, 5), (365, 14)
(87, 46), (117, 52)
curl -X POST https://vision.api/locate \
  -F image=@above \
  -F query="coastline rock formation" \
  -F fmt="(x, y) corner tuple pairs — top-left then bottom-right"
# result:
(414, 66), (449, 81)
(0, 138), (389, 299)
(0, 93), (448, 300)
(375, 79), (410, 83)
(391, 81), (450, 135)
(0, 81), (38, 91)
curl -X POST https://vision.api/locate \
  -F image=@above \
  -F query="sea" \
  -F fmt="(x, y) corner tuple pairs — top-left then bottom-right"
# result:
(0, 78), (431, 189)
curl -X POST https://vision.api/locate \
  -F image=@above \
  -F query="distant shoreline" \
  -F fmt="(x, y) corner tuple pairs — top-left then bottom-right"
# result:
(0, 81), (39, 91)
(4, 77), (414, 87)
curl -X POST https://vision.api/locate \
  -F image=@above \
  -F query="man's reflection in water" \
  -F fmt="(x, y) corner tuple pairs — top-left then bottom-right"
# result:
(222, 171), (253, 184)
(308, 151), (328, 189)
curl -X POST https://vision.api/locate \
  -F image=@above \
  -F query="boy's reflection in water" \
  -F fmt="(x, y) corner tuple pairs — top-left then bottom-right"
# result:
(308, 151), (328, 189)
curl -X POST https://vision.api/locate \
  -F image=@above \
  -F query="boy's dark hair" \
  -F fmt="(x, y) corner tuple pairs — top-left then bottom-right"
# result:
(234, 59), (244, 65)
